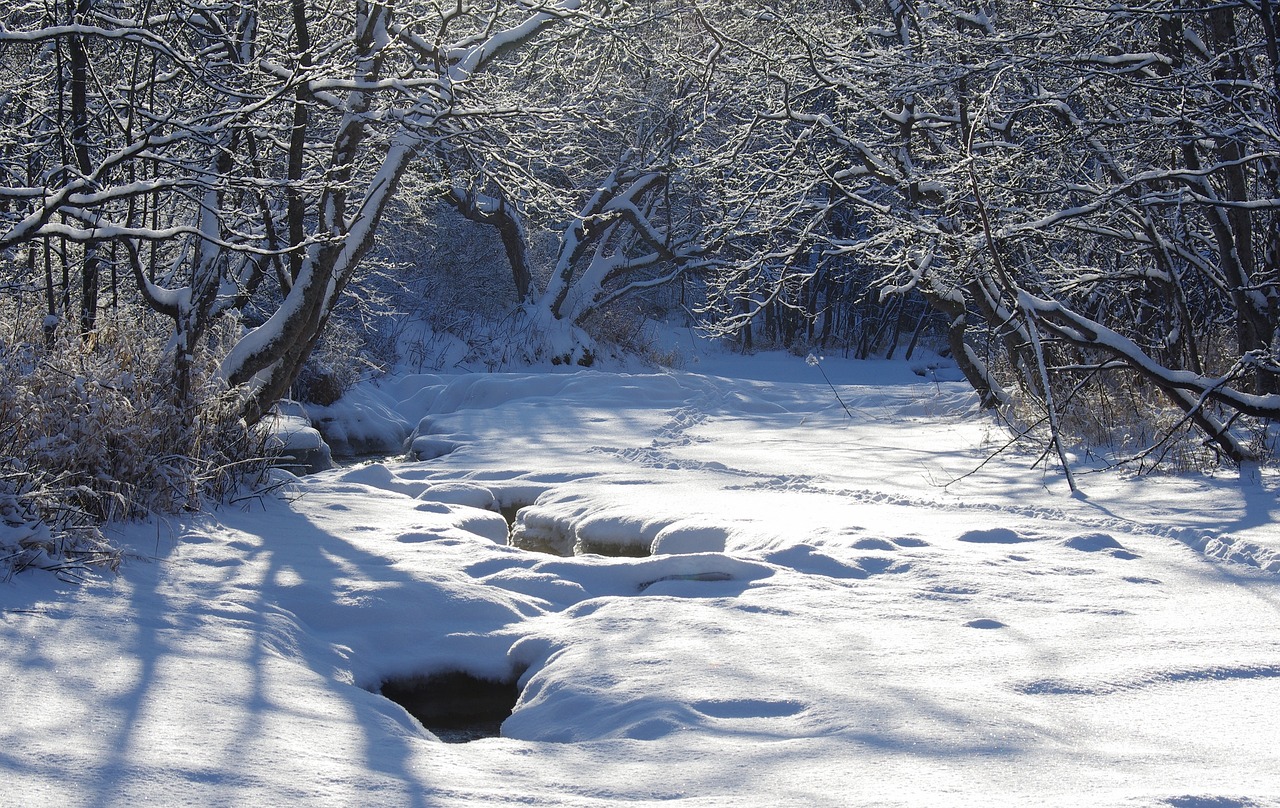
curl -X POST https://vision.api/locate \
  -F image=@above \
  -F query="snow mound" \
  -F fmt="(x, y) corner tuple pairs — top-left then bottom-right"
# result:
(264, 411), (333, 473)
(330, 462), (429, 497)
(416, 481), (499, 512)
(956, 527), (1031, 544)
(410, 436), (462, 461)
(308, 382), (411, 456)
(651, 519), (731, 554)
(1062, 532), (1140, 559)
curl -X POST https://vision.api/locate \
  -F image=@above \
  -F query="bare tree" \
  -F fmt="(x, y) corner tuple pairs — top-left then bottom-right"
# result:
(708, 0), (1280, 466)
(2, 0), (591, 424)
(418, 1), (782, 365)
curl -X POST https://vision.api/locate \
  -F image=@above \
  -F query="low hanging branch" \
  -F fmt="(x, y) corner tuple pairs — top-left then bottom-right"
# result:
(1024, 294), (1278, 464)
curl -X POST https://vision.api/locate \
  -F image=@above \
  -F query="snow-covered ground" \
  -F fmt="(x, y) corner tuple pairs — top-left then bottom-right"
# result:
(3, 347), (1279, 807)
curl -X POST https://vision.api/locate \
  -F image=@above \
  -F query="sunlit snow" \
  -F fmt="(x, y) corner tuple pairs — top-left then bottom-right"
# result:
(2, 344), (1278, 806)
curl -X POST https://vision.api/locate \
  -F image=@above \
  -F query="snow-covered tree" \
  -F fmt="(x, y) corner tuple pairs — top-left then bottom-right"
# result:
(1, 0), (592, 423)
(715, 0), (1280, 465)
(416, 0), (797, 365)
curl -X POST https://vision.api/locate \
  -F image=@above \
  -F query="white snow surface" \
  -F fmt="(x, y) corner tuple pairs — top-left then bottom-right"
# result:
(3, 347), (1279, 807)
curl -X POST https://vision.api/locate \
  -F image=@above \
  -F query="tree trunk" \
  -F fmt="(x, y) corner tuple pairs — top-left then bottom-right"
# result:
(920, 282), (1008, 409)
(286, 0), (313, 285)
(446, 188), (535, 302)
(69, 0), (99, 338)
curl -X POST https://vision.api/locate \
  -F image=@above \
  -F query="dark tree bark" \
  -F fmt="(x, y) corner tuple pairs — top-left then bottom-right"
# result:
(445, 187), (535, 302)
(69, 0), (100, 337)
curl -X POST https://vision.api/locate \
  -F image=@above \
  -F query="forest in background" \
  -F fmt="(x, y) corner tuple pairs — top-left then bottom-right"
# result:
(1, 0), (1278, 572)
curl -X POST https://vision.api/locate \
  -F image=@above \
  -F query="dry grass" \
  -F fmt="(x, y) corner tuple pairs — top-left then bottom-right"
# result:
(0, 305), (271, 578)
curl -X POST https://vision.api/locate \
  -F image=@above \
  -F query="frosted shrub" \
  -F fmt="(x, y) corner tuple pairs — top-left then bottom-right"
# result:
(0, 308), (268, 578)
(1015, 350), (1273, 473)
(580, 302), (679, 367)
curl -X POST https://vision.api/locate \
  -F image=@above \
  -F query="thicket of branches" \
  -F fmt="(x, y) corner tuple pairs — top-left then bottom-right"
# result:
(1, 0), (1278, 572)
(698, 0), (1280, 476)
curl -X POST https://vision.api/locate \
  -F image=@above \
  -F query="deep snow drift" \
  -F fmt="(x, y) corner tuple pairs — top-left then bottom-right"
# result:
(2, 347), (1278, 807)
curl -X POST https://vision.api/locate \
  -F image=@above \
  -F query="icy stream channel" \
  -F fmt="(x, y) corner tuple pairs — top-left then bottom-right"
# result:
(9, 358), (1262, 805)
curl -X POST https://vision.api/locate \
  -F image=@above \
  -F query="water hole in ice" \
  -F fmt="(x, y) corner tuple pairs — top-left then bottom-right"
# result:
(380, 670), (526, 743)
